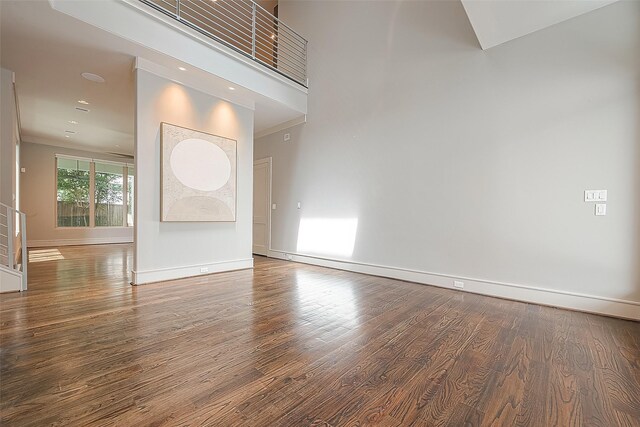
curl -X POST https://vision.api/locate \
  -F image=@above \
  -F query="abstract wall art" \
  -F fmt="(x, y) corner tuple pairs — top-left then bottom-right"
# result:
(160, 122), (236, 222)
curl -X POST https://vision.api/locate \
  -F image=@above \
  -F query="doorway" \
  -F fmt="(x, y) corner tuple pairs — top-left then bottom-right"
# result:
(253, 158), (271, 256)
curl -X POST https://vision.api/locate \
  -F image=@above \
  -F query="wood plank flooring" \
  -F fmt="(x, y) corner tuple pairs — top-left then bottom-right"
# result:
(1, 244), (638, 426)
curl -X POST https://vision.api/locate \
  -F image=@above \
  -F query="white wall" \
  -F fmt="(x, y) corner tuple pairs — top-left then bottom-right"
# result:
(134, 68), (254, 285)
(255, 1), (640, 319)
(0, 67), (18, 208)
(20, 142), (134, 247)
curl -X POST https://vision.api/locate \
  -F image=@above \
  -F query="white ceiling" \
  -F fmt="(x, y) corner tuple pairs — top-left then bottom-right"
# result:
(0, 0), (302, 156)
(1, 0), (136, 154)
(462, 0), (620, 50)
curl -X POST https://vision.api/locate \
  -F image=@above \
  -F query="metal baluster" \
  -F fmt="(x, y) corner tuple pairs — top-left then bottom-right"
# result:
(251, 2), (256, 59)
(6, 210), (13, 272)
(20, 212), (27, 291)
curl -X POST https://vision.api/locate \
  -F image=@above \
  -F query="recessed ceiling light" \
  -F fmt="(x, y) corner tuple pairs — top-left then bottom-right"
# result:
(178, 66), (187, 71)
(69, 120), (79, 125)
(78, 100), (89, 105)
(228, 86), (235, 91)
(65, 135), (71, 138)
(81, 72), (105, 83)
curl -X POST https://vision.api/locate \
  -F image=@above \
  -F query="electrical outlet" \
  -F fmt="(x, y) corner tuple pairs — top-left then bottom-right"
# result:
(453, 281), (464, 289)
(200, 267), (209, 273)
(595, 204), (607, 216)
(284, 133), (291, 142)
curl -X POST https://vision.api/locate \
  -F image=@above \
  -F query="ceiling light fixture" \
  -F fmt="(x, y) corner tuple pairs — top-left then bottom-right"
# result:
(178, 66), (187, 71)
(81, 72), (105, 83)
(69, 120), (79, 125)
(78, 100), (89, 105)
(65, 135), (71, 138)
(228, 86), (235, 91)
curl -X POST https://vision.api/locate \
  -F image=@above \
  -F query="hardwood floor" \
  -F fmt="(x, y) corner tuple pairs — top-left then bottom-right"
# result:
(1, 244), (639, 426)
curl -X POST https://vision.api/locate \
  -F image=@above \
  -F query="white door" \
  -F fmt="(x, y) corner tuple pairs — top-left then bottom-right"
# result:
(253, 158), (271, 256)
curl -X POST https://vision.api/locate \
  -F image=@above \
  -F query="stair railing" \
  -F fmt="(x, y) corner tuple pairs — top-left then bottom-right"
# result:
(0, 202), (27, 291)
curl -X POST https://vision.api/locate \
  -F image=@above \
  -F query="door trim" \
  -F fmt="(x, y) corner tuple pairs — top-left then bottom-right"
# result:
(253, 157), (272, 256)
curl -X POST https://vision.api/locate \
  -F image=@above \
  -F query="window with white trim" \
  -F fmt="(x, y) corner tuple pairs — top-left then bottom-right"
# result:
(55, 155), (134, 228)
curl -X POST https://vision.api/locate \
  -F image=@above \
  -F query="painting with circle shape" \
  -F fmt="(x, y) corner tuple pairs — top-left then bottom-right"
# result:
(161, 123), (236, 222)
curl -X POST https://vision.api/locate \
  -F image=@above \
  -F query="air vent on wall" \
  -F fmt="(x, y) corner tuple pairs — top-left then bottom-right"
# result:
(106, 152), (134, 159)
(75, 107), (90, 112)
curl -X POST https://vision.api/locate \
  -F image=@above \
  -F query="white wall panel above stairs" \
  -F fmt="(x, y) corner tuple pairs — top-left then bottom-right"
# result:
(462, 0), (620, 49)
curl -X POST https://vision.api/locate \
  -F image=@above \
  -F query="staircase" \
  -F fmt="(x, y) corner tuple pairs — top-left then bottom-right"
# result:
(0, 202), (27, 292)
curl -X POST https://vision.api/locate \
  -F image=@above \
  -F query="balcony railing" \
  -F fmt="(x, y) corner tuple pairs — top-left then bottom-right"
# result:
(0, 202), (27, 291)
(140, 0), (308, 87)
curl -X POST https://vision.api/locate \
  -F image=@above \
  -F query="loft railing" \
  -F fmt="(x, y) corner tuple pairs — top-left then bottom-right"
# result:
(0, 202), (27, 291)
(140, 0), (308, 87)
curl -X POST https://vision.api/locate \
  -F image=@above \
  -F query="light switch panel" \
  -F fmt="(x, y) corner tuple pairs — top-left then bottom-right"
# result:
(585, 190), (607, 202)
(272, 203), (277, 210)
(595, 204), (607, 216)
(598, 190), (607, 201)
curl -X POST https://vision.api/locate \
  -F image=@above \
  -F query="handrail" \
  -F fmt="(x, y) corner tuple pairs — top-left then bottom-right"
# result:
(139, 0), (308, 87)
(0, 202), (27, 291)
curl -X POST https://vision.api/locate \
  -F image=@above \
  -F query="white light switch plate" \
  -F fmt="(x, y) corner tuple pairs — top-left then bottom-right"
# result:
(585, 190), (607, 202)
(272, 203), (277, 210)
(595, 204), (607, 216)
(284, 133), (291, 142)
(297, 202), (301, 209)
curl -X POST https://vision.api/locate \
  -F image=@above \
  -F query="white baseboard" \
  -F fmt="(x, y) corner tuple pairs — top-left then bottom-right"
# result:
(267, 250), (640, 321)
(28, 237), (133, 248)
(132, 258), (254, 285)
(0, 266), (22, 293)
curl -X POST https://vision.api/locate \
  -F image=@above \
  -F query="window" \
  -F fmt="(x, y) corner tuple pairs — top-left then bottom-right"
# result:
(95, 162), (124, 227)
(56, 156), (134, 228)
(56, 158), (91, 227)
(127, 166), (134, 227)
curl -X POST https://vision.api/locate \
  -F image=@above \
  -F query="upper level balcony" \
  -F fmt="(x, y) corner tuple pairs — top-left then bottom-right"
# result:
(49, 0), (309, 136)
(141, 0), (307, 87)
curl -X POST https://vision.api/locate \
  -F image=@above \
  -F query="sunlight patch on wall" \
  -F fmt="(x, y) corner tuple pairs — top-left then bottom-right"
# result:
(29, 249), (64, 263)
(296, 218), (358, 258)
